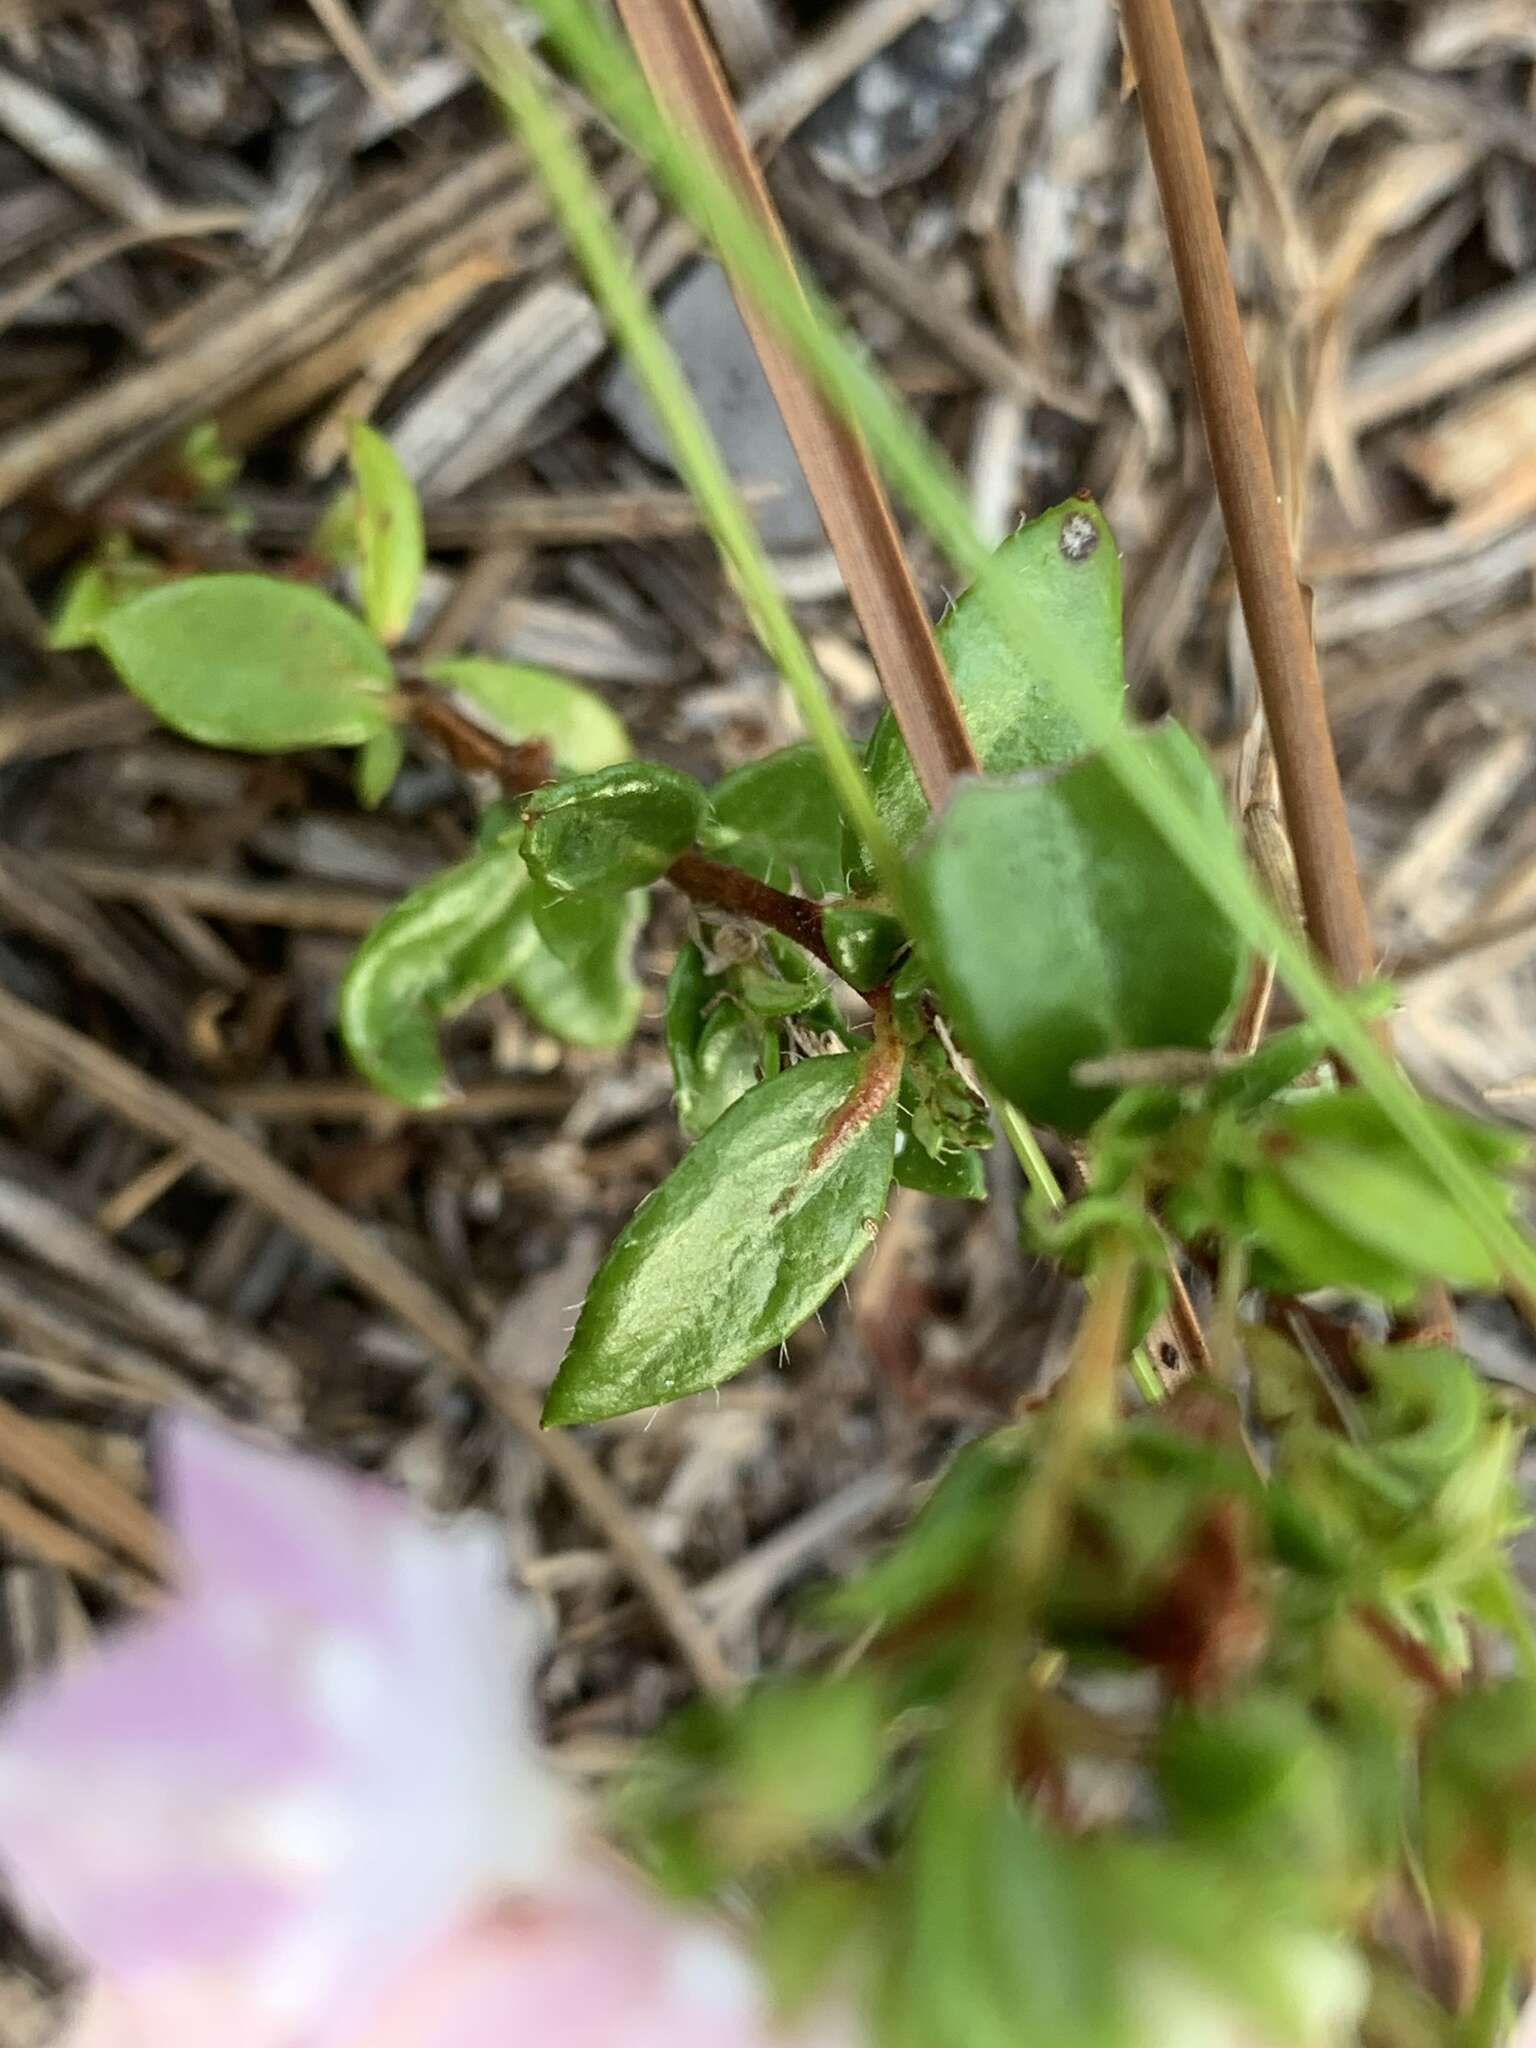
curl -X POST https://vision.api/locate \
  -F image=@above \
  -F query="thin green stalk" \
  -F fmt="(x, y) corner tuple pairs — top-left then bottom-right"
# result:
(999, 1100), (1065, 1210)
(451, 7), (900, 900)
(1007, 1238), (1136, 1598)
(1128, 1344), (1165, 1406)
(1457, 1937), (1512, 2048)
(515, 0), (1536, 1302)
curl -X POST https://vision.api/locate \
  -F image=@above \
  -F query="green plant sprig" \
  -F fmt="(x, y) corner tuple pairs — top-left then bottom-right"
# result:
(498, 0), (1536, 1299)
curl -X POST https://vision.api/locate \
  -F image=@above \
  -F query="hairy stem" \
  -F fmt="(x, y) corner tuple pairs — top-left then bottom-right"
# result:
(665, 848), (835, 975)
(402, 680), (554, 794)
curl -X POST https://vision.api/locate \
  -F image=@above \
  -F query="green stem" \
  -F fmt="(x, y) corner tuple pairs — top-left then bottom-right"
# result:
(449, 8), (901, 902)
(1007, 1238), (1136, 1600)
(1128, 1344), (1165, 1405)
(998, 1100), (1065, 1212)
(1458, 1937), (1513, 2048)
(515, 0), (1536, 1303)
(1212, 1234), (1247, 1385)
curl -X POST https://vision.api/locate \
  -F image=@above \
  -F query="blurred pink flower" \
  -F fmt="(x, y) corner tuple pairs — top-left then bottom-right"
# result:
(0, 1419), (852, 2048)
(56, 1881), (857, 2048)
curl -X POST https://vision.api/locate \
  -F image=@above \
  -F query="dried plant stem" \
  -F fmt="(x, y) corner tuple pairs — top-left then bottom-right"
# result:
(612, 0), (978, 807)
(1118, 0), (1374, 997)
(0, 1391), (167, 1583)
(1120, 0), (1455, 1343)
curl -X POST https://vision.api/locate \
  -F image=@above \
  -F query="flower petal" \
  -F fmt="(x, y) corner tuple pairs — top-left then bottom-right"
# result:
(0, 1417), (570, 2037)
(354, 1881), (860, 2048)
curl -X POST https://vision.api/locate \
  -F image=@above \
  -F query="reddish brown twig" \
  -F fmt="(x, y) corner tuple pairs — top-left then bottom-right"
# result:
(402, 681), (555, 794)
(665, 848), (836, 974)
(613, 0), (979, 808)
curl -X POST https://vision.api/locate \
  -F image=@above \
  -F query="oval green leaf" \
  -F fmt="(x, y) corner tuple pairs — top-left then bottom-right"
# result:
(822, 906), (906, 992)
(339, 846), (528, 1106)
(354, 725), (406, 809)
(544, 1052), (897, 1422)
(97, 575), (394, 752)
(666, 940), (769, 1136)
(909, 723), (1246, 1134)
(522, 761), (705, 894)
(859, 498), (1126, 870)
(424, 656), (629, 774)
(702, 743), (849, 897)
(688, 1002), (769, 1135)
(510, 886), (645, 1048)
(50, 543), (166, 651)
(893, 1128), (987, 1200)
(349, 421), (425, 646)
(341, 848), (643, 1102)
(1250, 1091), (1516, 1302)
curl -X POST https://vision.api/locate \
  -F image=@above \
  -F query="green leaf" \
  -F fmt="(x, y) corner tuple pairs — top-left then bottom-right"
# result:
(893, 1126), (987, 1200)
(732, 937), (825, 1019)
(508, 886), (644, 1048)
(702, 743), (849, 896)
(340, 847), (642, 1102)
(860, 497), (1126, 870)
(757, 1874), (873, 2025)
(1157, 1694), (1358, 1888)
(822, 905), (906, 992)
(665, 941), (768, 1137)
(884, 1738), (1124, 2048)
(311, 486), (358, 568)
(689, 1002), (770, 1135)
(424, 655), (629, 773)
(665, 939), (712, 1098)
(97, 575), (394, 752)
(339, 846), (528, 1106)
(50, 541), (169, 651)
(1248, 1091), (1519, 1302)
(544, 1052), (896, 1422)
(712, 1676), (886, 1863)
(1244, 1171), (1420, 1306)
(178, 420), (240, 499)
(1088, 1840), (1367, 2048)
(909, 723), (1246, 1133)
(354, 726), (406, 809)
(348, 421), (425, 646)
(522, 761), (706, 894)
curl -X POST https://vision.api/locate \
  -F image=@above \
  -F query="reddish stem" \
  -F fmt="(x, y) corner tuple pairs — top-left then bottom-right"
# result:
(403, 683), (555, 795)
(665, 847), (835, 974)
